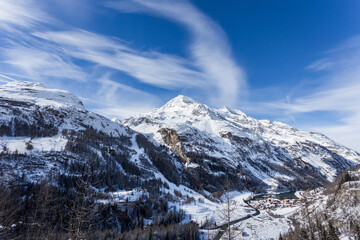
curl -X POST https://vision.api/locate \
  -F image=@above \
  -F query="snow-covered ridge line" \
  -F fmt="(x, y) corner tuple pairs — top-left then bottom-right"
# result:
(0, 81), (84, 109)
(0, 81), (130, 137)
(1, 81), (359, 194)
(124, 94), (360, 191)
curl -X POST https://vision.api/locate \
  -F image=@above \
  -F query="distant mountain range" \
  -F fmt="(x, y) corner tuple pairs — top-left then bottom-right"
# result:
(1, 81), (359, 194)
(1, 81), (360, 239)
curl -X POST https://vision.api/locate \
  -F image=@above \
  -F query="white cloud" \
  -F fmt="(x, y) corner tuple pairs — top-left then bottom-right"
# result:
(93, 75), (161, 119)
(0, 0), (206, 116)
(34, 29), (206, 89)
(0, 0), (50, 31)
(0, 73), (18, 83)
(272, 35), (360, 151)
(0, 0), (246, 117)
(314, 112), (360, 152)
(93, 106), (156, 120)
(0, 1), (88, 83)
(107, 0), (246, 106)
(2, 45), (88, 82)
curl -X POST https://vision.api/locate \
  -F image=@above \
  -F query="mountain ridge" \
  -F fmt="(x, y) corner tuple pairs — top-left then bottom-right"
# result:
(1, 81), (359, 194)
(1, 81), (359, 239)
(124, 94), (360, 192)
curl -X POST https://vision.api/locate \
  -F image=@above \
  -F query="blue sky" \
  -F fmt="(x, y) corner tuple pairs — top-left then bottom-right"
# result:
(0, 0), (360, 151)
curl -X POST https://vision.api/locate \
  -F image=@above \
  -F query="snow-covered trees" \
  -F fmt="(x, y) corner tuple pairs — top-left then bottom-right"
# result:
(218, 180), (238, 240)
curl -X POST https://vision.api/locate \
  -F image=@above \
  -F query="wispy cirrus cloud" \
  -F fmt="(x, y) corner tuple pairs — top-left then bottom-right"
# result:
(0, 0), (52, 32)
(2, 44), (88, 82)
(34, 29), (206, 89)
(0, 0), (87, 82)
(0, 0), (202, 116)
(271, 35), (360, 151)
(0, 0), (246, 118)
(93, 75), (161, 118)
(0, 73), (19, 83)
(107, 0), (246, 106)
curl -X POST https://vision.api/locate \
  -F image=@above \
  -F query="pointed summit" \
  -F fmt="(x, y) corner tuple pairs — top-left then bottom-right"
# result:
(162, 95), (198, 109)
(167, 95), (197, 104)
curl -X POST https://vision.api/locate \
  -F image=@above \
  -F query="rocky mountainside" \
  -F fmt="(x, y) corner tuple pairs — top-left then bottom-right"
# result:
(124, 95), (360, 193)
(1, 81), (359, 195)
(0, 81), (203, 239)
(0, 81), (186, 191)
(284, 164), (360, 239)
(1, 81), (359, 239)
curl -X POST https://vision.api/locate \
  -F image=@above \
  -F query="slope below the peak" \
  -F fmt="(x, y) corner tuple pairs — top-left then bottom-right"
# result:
(124, 94), (360, 193)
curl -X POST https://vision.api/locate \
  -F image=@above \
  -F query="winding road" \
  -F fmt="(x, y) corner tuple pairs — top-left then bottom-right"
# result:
(203, 199), (260, 240)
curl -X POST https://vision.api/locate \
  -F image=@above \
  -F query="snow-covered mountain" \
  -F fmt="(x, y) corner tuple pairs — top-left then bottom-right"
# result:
(0, 81), (186, 190)
(0, 81), (208, 239)
(0, 81), (129, 138)
(1, 81), (360, 239)
(1, 81), (359, 195)
(124, 95), (360, 192)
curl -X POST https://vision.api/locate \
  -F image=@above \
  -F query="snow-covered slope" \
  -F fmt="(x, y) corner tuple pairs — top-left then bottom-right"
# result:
(0, 82), (232, 204)
(1, 81), (359, 239)
(0, 81), (84, 109)
(286, 164), (360, 239)
(0, 81), (129, 138)
(0, 81), (182, 188)
(124, 95), (360, 192)
(1, 82), (359, 195)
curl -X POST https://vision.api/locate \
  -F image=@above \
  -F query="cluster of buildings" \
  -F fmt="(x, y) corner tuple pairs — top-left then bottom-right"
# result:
(249, 198), (297, 210)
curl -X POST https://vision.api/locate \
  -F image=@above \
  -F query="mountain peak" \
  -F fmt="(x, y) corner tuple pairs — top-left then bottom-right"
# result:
(162, 95), (198, 109)
(169, 95), (196, 104)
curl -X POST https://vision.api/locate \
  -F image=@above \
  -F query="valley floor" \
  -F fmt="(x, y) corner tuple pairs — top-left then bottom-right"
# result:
(174, 190), (299, 240)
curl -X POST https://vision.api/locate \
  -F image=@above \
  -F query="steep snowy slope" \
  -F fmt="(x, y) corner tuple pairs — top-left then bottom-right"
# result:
(0, 81), (213, 240)
(0, 81), (186, 190)
(124, 95), (360, 192)
(285, 164), (360, 239)
(1, 81), (359, 195)
(0, 81), (129, 138)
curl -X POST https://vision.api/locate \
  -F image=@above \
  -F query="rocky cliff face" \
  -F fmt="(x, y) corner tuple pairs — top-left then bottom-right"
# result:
(124, 95), (360, 193)
(158, 128), (188, 162)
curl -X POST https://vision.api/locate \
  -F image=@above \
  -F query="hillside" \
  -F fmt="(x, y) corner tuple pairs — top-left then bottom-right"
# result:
(283, 164), (360, 239)
(124, 95), (360, 193)
(1, 81), (359, 239)
(0, 82), (201, 239)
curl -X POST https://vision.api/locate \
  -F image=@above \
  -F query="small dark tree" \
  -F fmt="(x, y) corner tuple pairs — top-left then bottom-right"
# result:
(218, 178), (237, 240)
(26, 141), (34, 151)
(66, 156), (102, 240)
(355, 225), (360, 240)
(148, 227), (153, 240)
(328, 221), (339, 240)
(299, 228), (309, 240)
